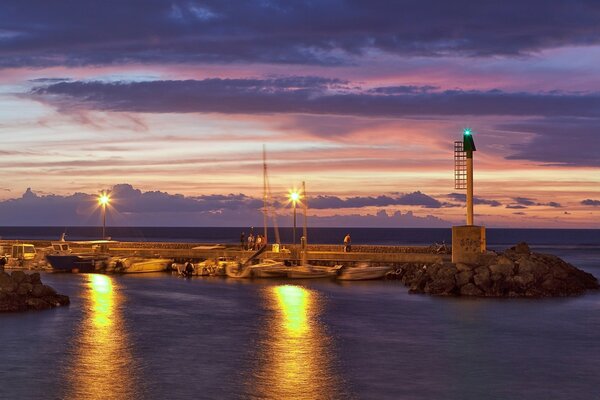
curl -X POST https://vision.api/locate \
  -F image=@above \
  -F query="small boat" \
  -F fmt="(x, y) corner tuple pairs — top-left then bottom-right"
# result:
(225, 262), (254, 279)
(196, 257), (238, 276)
(287, 264), (341, 279)
(336, 263), (392, 281)
(251, 259), (289, 278)
(112, 257), (173, 273)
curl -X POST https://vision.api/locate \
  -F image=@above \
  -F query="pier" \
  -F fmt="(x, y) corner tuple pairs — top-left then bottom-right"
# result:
(2, 240), (449, 266)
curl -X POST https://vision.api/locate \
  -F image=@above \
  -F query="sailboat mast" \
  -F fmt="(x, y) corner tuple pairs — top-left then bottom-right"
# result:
(262, 145), (268, 244)
(301, 181), (308, 265)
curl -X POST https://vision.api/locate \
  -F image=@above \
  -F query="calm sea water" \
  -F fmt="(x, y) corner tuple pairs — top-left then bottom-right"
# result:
(1, 229), (599, 399)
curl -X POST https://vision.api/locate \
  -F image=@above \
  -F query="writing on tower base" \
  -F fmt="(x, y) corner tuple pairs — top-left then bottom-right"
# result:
(452, 225), (486, 264)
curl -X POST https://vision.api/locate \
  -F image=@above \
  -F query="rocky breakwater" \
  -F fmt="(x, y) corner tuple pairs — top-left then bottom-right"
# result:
(0, 271), (70, 312)
(389, 243), (599, 297)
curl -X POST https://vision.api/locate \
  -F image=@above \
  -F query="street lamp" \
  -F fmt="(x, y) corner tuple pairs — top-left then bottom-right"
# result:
(98, 191), (110, 239)
(289, 190), (300, 245)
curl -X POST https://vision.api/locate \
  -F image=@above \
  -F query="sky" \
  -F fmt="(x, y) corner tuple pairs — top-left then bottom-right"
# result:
(0, 0), (599, 227)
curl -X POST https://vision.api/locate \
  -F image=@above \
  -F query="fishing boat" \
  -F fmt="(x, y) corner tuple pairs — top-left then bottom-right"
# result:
(336, 263), (392, 281)
(112, 257), (173, 273)
(45, 236), (115, 273)
(46, 253), (112, 273)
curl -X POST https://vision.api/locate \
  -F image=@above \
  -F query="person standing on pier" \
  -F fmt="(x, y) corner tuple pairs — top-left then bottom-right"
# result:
(248, 233), (254, 251)
(344, 233), (352, 252)
(256, 234), (263, 249)
(240, 232), (246, 250)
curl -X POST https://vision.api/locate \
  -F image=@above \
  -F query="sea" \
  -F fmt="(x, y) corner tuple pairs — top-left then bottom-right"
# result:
(1, 227), (599, 400)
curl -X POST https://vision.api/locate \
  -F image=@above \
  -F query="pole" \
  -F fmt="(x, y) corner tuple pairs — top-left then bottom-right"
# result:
(293, 202), (297, 245)
(466, 157), (473, 225)
(102, 203), (106, 239)
(263, 145), (268, 244)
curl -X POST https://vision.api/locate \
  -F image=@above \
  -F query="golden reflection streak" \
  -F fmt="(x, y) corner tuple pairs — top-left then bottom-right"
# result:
(252, 285), (343, 400)
(64, 275), (139, 399)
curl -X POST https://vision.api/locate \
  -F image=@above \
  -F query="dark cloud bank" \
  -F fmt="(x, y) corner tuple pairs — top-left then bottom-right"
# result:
(2, 1), (600, 67)
(0, 184), (449, 227)
(32, 79), (600, 119)
(30, 77), (600, 167)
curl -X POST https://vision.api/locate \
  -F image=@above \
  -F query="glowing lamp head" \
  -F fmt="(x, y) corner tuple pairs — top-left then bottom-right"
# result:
(99, 193), (110, 206)
(464, 128), (471, 136)
(290, 191), (300, 203)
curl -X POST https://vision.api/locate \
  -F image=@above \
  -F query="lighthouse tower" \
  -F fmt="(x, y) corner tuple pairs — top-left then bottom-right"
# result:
(452, 129), (486, 264)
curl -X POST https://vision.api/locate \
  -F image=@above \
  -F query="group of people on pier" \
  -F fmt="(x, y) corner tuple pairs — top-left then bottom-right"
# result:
(240, 230), (266, 251)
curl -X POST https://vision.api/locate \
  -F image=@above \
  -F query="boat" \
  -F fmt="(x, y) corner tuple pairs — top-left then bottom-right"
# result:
(287, 264), (341, 279)
(45, 236), (115, 273)
(250, 259), (289, 278)
(191, 257), (237, 276)
(46, 253), (112, 273)
(112, 257), (173, 273)
(336, 263), (392, 280)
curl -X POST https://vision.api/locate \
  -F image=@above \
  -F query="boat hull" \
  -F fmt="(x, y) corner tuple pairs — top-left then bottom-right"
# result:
(115, 258), (172, 273)
(287, 265), (339, 279)
(337, 266), (392, 281)
(46, 254), (111, 273)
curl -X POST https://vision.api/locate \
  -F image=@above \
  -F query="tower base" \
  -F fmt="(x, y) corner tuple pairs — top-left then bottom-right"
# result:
(452, 225), (486, 264)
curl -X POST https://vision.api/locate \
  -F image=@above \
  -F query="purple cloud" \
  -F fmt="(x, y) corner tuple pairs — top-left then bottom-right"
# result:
(309, 191), (443, 209)
(446, 193), (502, 207)
(582, 199), (600, 206)
(2, 1), (600, 67)
(31, 79), (600, 120)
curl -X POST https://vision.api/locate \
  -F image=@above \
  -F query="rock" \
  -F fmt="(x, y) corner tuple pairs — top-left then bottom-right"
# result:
(29, 273), (41, 284)
(31, 284), (45, 298)
(460, 283), (483, 296)
(26, 298), (52, 310)
(11, 271), (27, 284)
(456, 270), (473, 287)
(1, 273), (69, 313)
(456, 263), (474, 272)
(495, 255), (514, 266)
(0, 272), (17, 293)
(397, 243), (598, 298)
(489, 263), (514, 277)
(426, 276), (456, 296)
(514, 242), (531, 254)
(513, 272), (535, 288)
(16, 282), (33, 295)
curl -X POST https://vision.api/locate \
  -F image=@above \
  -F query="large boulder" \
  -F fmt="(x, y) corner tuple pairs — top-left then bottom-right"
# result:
(0, 273), (69, 313)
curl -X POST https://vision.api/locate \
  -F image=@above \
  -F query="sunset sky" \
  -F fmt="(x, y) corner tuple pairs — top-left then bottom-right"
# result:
(0, 1), (599, 227)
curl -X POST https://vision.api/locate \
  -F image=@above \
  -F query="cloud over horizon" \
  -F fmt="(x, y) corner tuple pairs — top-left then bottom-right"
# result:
(0, 184), (451, 227)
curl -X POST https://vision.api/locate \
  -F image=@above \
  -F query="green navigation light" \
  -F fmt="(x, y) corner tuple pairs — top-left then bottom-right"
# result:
(464, 128), (471, 136)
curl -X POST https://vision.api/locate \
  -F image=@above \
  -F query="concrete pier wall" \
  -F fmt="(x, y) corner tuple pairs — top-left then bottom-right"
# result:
(2, 240), (449, 265)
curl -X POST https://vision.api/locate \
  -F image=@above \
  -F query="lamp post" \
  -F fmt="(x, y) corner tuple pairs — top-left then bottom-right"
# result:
(98, 191), (110, 239)
(290, 190), (300, 245)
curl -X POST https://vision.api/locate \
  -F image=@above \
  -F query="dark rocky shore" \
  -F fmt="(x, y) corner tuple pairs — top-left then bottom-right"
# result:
(0, 271), (70, 312)
(387, 243), (599, 297)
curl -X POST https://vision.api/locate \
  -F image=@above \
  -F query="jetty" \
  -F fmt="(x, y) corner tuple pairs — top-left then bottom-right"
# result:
(1, 239), (449, 266)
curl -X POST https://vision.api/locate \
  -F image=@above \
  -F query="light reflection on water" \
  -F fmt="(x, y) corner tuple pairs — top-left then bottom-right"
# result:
(250, 284), (346, 400)
(63, 275), (141, 399)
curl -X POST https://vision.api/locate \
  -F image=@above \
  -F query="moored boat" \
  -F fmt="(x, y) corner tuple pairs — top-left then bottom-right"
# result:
(287, 264), (341, 279)
(113, 257), (173, 273)
(46, 253), (112, 273)
(336, 264), (392, 280)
